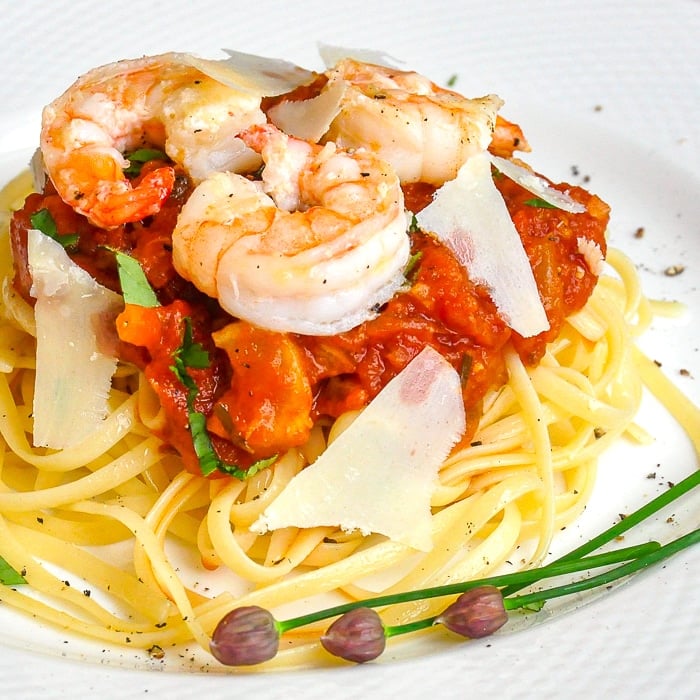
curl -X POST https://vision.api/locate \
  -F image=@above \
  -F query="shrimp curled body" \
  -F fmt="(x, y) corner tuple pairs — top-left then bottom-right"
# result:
(40, 53), (266, 229)
(322, 58), (504, 186)
(172, 124), (411, 335)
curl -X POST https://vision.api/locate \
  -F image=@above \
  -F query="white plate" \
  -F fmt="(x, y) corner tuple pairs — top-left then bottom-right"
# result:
(1, 1), (699, 697)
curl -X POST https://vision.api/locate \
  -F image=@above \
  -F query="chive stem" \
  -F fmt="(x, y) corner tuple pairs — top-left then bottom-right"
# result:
(500, 469), (700, 597)
(380, 528), (699, 641)
(505, 526), (700, 611)
(276, 470), (699, 635)
(213, 470), (698, 663)
(277, 540), (662, 633)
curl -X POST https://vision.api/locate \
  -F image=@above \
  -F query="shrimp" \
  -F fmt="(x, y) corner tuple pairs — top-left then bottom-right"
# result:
(490, 115), (531, 158)
(172, 123), (410, 335)
(40, 53), (266, 229)
(320, 58), (504, 186)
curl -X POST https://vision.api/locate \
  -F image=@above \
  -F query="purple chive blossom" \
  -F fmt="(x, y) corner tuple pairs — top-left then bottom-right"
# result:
(320, 607), (386, 663)
(210, 605), (280, 666)
(435, 585), (508, 639)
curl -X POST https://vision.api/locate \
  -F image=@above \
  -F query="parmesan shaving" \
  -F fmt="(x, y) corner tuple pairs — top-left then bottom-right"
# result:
(250, 346), (466, 551)
(27, 230), (123, 448)
(416, 152), (550, 337)
(268, 79), (347, 142)
(490, 154), (586, 214)
(177, 49), (314, 97)
(318, 42), (404, 69)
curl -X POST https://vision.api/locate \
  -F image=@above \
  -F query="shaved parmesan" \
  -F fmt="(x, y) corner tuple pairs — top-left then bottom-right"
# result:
(250, 346), (466, 551)
(415, 152), (550, 338)
(27, 230), (123, 449)
(177, 49), (314, 97)
(318, 42), (405, 69)
(268, 79), (347, 142)
(490, 155), (586, 214)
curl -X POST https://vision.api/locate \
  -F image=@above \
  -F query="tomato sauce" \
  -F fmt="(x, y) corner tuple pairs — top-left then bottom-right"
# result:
(11, 163), (609, 476)
(10, 161), (194, 305)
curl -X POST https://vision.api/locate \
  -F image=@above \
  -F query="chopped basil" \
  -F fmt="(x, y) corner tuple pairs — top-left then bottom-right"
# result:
(215, 454), (279, 481)
(0, 555), (26, 586)
(171, 318), (277, 480)
(173, 317), (210, 372)
(170, 319), (218, 476)
(524, 197), (559, 209)
(459, 353), (473, 388)
(123, 148), (168, 177)
(30, 208), (79, 249)
(188, 410), (223, 477)
(114, 251), (160, 307)
(404, 251), (423, 282)
(113, 251), (274, 480)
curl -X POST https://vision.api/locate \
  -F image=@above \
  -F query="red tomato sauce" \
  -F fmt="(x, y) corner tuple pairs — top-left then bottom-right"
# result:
(11, 164), (609, 476)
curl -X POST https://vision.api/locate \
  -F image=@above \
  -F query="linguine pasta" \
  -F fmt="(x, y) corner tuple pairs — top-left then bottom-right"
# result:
(3, 161), (692, 669)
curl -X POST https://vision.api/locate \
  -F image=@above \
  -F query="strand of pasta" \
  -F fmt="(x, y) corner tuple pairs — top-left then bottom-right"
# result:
(633, 346), (700, 458)
(0, 323), (35, 372)
(64, 498), (211, 650)
(0, 584), (192, 649)
(2, 508), (133, 546)
(0, 514), (175, 631)
(0, 435), (162, 511)
(603, 248), (645, 324)
(134, 470), (206, 603)
(0, 372), (141, 472)
(503, 346), (555, 564)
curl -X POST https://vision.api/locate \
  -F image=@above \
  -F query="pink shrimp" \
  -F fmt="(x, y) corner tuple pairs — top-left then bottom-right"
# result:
(40, 53), (266, 229)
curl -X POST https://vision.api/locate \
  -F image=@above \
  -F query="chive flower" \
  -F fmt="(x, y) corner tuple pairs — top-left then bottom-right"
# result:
(320, 607), (386, 663)
(434, 585), (508, 638)
(204, 472), (699, 666)
(210, 605), (280, 666)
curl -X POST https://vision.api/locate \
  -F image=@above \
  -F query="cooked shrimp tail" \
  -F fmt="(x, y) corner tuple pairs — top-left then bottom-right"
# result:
(59, 151), (175, 227)
(489, 115), (530, 158)
(40, 53), (267, 228)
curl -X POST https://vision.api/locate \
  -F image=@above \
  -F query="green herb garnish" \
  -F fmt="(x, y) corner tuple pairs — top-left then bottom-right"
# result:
(459, 353), (473, 388)
(216, 454), (279, 481)
(30, 209), (79, 249)
(114, 252), (275, 479)
(172, 316), (210, 373)
(210, 470), (700, 665)
(0, 555), (26, 586)
(114, 250), (160, 307)
(170, 317), (219, 476)
(171, 317), (277, 479)
(404, 251), (423, 282)
(524, 197), (559, 209)
(123, 148), (168, 177)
